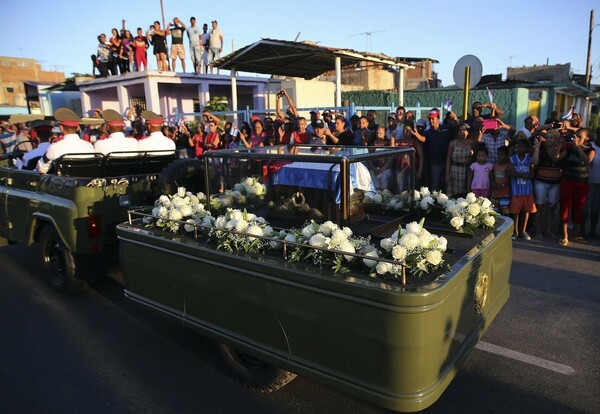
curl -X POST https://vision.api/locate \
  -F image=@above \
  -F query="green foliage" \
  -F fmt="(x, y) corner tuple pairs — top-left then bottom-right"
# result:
(588, 112), (598, 132)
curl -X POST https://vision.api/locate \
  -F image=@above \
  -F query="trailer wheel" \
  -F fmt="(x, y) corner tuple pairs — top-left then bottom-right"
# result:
(217, 343), (297, 392)
(39, 226), (85, 294)
(155, 158), (205, 197)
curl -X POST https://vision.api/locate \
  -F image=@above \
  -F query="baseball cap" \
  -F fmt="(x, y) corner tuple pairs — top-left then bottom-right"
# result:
(428, 109), (440, 119)
(388, 112), (396, 119)
(416, 119), (427, 128)
(314, 119), (325, 128)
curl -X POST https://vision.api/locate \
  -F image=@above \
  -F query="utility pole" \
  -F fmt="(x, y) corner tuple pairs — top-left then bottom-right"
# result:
(585, 9), (594, 89)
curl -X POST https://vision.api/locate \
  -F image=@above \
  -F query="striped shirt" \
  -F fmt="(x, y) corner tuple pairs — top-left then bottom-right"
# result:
(510, 153), (533, 196)
(0, 132), (17, 153)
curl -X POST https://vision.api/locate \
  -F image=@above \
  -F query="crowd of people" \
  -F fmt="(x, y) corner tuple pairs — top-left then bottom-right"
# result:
(94, 17), (224, 77)
(1, 96), (598, 244)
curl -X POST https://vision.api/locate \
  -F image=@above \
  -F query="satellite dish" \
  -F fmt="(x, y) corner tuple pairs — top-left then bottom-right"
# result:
(453, 55), (483, 88)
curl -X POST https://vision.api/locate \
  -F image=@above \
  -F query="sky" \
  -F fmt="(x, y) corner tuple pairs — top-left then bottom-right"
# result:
(1, 0), (599, 86)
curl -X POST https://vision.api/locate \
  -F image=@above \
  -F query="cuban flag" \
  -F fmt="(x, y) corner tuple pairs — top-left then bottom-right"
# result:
(443, 98), (453, 112)
(562, 105), (574, 120)
(486, 87), (494, 104)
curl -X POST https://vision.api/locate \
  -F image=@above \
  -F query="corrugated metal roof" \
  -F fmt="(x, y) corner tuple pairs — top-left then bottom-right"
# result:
(213, 38), (416, 80)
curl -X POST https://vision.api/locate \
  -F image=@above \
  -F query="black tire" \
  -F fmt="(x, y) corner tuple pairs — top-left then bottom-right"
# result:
(155, 158), (206, 197)
(39, 226), (85, 294)
(217, 343), (297, 393)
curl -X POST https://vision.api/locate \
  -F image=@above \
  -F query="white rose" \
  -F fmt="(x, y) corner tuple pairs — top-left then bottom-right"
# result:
(309, 233), (330, 248)
(392, 245), (407, 261)
(400, 233), (419, 251)
(152, 207), (160, 217)
(172, 197), (185, 208)
(481, 198), (492, 209)
(180, 205), (193, 217)
(342, 227), (353, 237)
(330, 229), (348, 246)
(468, 203), (481, 216)
(255, 184), (266, 196)
(405, 222), (421, 235)
(188, 195), (200, 205)
(380, 237), (395, 252)
(168, 209), (182, 221)
(246, 213), (257, 222)
(363, 250), (379, 268)
(376, 261), (394, 275)
(338, 239), (356, 261)
(284, 233), (297, 243)
(193, 203), (206, 214)
(319, 221), (337, 237)
(244, 177), (254, 186)
(177, 187), (187, 198)
(246, 224), (264, 240)
(269, 240), (283, 249)
(230, 210), (243, 221)
(450, 216), (464, 230)
(158, 206), (169, 218)
(263, 226), (274, 236)
(184, 219), (196, 232)
(437, 193), (449, 205)
(436, 236), (448, 251)
(196, 192), (207, 201)
(214, 216), (227, 230)
(412, 190), (421, 201)
(426, 250), (443, 266)
(419, 186), (431, 197)
(301, 224), (316, 239)
(233, 183), (243, 192)
(466, 192), (477, 203)
(390, 229), (400, 240)
(159, 195), (170, 204)
(255, 216), (266, 224)
(484, 215), (495, 227)
(418, 231), (434, 248)
(373, 193), (383, 203)
(235, 219), (249, 233)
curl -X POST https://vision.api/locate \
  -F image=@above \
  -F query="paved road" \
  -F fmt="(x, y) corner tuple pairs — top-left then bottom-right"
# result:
(1, 237), (598, 414)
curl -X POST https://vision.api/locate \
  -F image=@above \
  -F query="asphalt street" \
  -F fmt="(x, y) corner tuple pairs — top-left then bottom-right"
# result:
(0, 236), (598, 414)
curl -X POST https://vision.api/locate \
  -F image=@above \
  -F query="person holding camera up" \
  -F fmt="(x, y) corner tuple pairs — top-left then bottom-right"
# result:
(169, 17), (187, 73)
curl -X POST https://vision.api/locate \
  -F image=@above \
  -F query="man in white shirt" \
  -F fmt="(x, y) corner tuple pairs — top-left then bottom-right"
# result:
(94, 109), (139, 156)
(37, 108), (96, 174)
(138, 110), (176, 154)
(208, 20), (223, 74)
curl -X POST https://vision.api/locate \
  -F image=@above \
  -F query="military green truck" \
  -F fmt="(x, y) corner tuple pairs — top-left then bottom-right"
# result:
(0, 149), (205, 293)
(117, 145), (514, 412)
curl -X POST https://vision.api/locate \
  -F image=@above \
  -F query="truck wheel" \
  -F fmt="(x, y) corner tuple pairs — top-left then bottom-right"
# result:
(217, 343), (297, 393)
(39, 226), (85, 294)
(155, 158), (205, 197)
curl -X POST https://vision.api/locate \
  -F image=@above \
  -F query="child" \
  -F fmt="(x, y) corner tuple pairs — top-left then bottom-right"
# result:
(490, 146), (511, 215)
(468, 144), (493, 198)
(508, 139), (537, 240)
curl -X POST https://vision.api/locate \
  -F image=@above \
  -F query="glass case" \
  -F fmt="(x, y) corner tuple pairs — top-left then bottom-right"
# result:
(203, 145), (416, 231)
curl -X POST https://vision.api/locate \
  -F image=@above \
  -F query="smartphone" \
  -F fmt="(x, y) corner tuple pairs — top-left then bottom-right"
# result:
(483, 119), (498, 130)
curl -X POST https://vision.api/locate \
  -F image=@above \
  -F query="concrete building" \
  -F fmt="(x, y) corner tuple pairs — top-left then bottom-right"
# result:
(78, 71), (271, 123)
(0, 56), (64, 107)
(321, 58), (439, 92)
